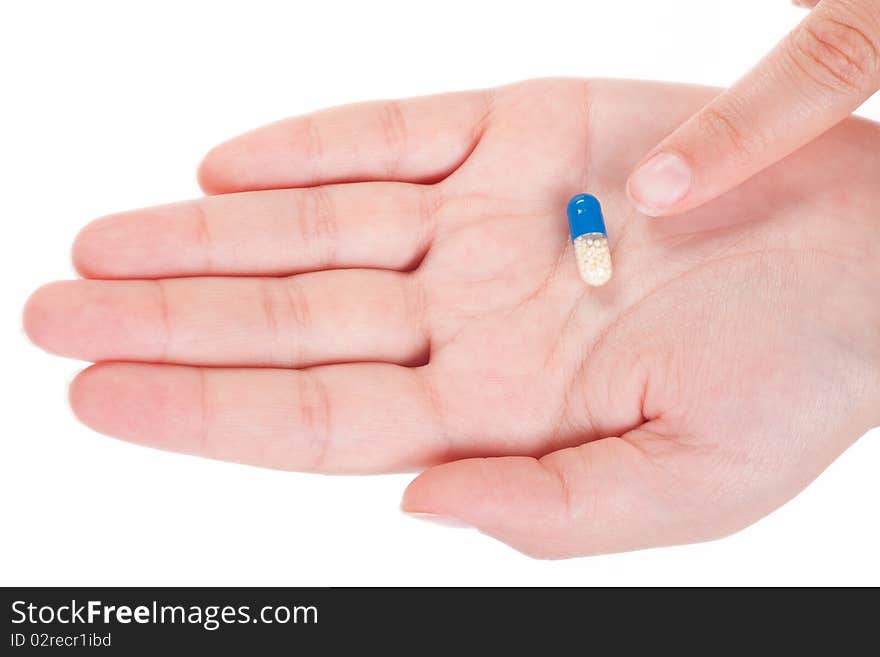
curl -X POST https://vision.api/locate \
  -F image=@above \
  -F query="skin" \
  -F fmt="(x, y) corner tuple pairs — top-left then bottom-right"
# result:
(628, 0), (880, 216)
(23, 79), (880, 558)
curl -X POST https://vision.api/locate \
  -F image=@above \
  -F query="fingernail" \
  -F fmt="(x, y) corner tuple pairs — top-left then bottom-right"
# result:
(404, 512), (473, 529)
(627, 152), (692, 216)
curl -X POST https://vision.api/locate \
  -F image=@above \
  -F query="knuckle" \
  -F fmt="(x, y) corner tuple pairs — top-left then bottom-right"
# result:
(190, 200), (214, 271)
(415, 186), (443, 254)
(697, 104), (756, 158)
(297, 187), (339, 267)
(294, 371), (333, 470)
(378, 100), (409, 176)
(258, 277), (311, 367)
(260, 279), (281, 336)
(280, 277), (312, 335)
(263, 277), (312, 366)
(790, 13), (880, 92)
(196, 368), (212, 455)
(302, 115), (324, 182)
(153, 279), (172, 361)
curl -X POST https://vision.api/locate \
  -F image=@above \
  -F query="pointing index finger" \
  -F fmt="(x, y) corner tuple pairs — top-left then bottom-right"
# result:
(627, 0), (880, 217)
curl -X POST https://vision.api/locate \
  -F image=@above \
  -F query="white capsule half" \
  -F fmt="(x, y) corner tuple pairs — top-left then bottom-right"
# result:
(573, 233), (612, 286)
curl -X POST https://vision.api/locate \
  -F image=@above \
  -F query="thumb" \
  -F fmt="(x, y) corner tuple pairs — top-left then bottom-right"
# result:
(627, 0), (880, 217)
(401, 429), (727, 559)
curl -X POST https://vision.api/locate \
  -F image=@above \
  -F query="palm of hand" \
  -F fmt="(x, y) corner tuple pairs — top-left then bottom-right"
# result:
(25, 79), (880, 557)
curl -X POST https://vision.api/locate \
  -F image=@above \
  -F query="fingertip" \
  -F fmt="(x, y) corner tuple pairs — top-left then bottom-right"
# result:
(71, 214), (119, 278)
(23, 281), (77, 354)
(626, 151), (693, 217)
(402, 457), (575, 559)
(68, 362), (144, 441)
(67, 363), (203, 451)
(197, 128), (275, 195)
(625, 174), (668, 217)
(400, 464), (448, 515)
(74, 204), (209, 279)
(401, 459), (495, 523)
(401, 464), (489, 533)
(196, 143), (232, 195)
(67, 363), (106, 431)
(23, 282), (49, 348)
(401, 456), (548, 519)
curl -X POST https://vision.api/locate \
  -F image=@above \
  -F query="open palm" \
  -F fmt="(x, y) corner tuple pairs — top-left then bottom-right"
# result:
(25, 79), (880, 557)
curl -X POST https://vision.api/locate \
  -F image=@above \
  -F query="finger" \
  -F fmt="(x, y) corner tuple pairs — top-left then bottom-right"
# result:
(25, 270), (428, 368)
(73, 183), (437, 279)
(70, 362), (444, 473)
(627, 0), (880, 216)
(793, 0), (821, 8)
(198, 90), (493, 194)
(402, 427), (722, 558)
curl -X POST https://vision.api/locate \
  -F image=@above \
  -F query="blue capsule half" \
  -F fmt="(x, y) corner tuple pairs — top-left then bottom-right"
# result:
(567, 193), (606, 239)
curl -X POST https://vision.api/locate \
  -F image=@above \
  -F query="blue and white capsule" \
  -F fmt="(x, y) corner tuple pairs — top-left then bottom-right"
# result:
(567, 194), (612, 286)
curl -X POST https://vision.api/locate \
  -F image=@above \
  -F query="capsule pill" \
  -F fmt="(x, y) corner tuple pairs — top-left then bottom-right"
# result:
(567, 193), (612, 287)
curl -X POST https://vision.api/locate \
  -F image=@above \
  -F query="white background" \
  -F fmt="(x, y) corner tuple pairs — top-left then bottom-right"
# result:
(2, 0), (878, 586)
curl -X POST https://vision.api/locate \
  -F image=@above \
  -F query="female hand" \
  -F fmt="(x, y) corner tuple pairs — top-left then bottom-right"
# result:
(24, 79), (880, 557)
(627, 0), (880, 216)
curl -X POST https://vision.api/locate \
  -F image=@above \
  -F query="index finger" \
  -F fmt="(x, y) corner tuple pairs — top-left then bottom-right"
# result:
(627, 0), (880, 217)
